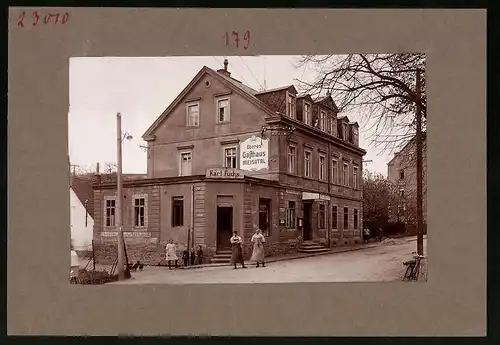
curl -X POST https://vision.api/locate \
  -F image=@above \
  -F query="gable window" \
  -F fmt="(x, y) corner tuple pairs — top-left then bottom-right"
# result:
(286, 201), (296, 228)
(319, 154), (326, 181)
(105, 199), (116, 227)
(304, 150), (312, 178)
(353, 165), (359, 189)
(172, 197), (184, 227)
(331, 158), (338, 184)
(330, 116), (337, 136)
(353, 209), (359, 229)
(319, 204), (326, 229)
(217, 98), (230, 123)
(186, 102), (200, 127)
(319, 110), (327, 131)
(287, 93), (296, 118)
(287, 145), (296, 174)
(343, 123), (349, 141)
(332, 205), (338, 230)
(133, 196), (146, 227)
(343, 207), (349, 229)
(352, 126), (359, 145)
(343, 162), (349, 186)
(179, 151), (192, 176)
(303, 102), (311, 125)
(399, 169), (405, 180)
(223, 146), (238, 168)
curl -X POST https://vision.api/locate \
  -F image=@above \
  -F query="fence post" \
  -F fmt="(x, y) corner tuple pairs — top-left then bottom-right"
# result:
(92, 240), (96, 271)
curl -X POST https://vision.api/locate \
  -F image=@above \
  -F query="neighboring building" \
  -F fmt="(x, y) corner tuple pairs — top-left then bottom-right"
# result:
(92, 59), (366, 265)
(387, 132), (427, 225)
(70, 175), (95, 253)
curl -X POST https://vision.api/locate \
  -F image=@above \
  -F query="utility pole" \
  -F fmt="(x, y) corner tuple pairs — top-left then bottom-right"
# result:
(116, 113), (125, 280)
(415, 69), (424, 256)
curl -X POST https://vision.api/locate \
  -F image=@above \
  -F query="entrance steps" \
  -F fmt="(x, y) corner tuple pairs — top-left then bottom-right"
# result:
(298, 240), (331, 254)
(211, 249), (232, 264)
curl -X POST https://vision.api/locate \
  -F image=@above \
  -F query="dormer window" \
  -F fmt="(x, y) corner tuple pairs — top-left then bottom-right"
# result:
(343, 123), (349, 141)
(303, 102), (311, 125)
(352, 126), (359, 146)
(319, 110), (327, 131)
(287, 93), (296, 119)
(330, 116), (337, 136)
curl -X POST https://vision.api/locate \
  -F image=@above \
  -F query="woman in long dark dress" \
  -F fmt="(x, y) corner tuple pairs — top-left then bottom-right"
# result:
(230, 231), (247, 269)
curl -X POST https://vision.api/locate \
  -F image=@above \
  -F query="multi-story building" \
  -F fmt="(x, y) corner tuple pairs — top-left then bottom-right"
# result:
(387, 133), (427, 225)
(92, 59), (366, 264)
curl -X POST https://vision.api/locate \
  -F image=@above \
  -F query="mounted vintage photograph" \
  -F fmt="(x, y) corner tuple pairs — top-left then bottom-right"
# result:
(68, 54), (427, 285)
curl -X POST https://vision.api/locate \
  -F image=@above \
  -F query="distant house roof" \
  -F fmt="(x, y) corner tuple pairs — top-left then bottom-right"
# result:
(254, 85), (296, 95)
(387, 132), (427, 166)
(70, 175), (95, 219)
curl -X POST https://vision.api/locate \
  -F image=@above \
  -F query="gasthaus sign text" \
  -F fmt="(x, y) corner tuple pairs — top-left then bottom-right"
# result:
(240, 136), (269, 171)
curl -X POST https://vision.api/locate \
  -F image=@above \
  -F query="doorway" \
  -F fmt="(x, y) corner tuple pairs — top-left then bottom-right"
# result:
(258, 198), (271, 237)
(217, 206), (233, 250)
(303, 202), (312, 240)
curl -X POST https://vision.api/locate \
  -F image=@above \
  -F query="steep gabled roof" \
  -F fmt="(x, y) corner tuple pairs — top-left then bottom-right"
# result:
(314, 94), (339, 112)
(70, 176), (95, 219)
(142, 66), (277, 139)
(255, 85), (297, 95)
(386, 131), (427, 166)
(337, 115), (350, 122)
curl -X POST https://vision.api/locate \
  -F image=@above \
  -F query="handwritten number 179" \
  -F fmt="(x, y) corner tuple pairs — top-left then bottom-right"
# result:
(224, 31), (250, 49)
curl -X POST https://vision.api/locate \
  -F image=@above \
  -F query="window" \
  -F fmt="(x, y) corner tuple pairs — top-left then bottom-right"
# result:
(343, 162), (349, 186)
(179, 151), (192, 176)
(287, 145), (296, 174)
(217, 98), (230, 123)
(353, 165), (359, 189)
(332, 205), (338, 230)
(319, 204), (326, 229)
(304, 150), (312, 177)
(319, 155), (326, 181)
(352, 126), (359, 145)
(399, 169), (405, 180)
(172, 197), (184, 227)
(134, 197), (146, 227)
(186, 102), (199, 127)
(287, 93), (296, 118)
(303, 102), (311, 125)
(343, 123), (349, 141)
(223, 147), (238, 168)
(331, 117), (337, 136)
(319, 110), (327, 131)
(331, 158), (338, 184)
(259, 199), (271, 236)
(343, 207), (349, 229)
(353, 209), (358, 229)
(286, 201), (296, 228)
(105, 199), (116, 227)
(400, 188), (405, 198)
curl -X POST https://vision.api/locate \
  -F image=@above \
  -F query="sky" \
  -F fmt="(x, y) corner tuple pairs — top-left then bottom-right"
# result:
(69, 56), (394, 176)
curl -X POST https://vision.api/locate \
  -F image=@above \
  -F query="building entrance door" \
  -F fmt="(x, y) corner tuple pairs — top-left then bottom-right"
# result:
(303, 202), (313, 240)
(216, 206), (233, 250)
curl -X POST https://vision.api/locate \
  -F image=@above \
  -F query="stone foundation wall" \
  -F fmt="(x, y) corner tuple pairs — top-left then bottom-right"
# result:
(243, 241), (299, 261)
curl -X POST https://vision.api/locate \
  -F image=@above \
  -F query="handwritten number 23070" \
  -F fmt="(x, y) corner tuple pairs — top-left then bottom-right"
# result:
(223, 31), (250, 49)
(17, 11), (69, 27)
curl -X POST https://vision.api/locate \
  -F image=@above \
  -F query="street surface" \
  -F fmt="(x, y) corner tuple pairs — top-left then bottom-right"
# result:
(110, 238), (427, 285)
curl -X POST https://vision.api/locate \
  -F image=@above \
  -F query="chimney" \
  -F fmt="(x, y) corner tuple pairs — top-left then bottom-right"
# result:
(326, 90), (331, 97)
(94, 162), (101, 184)
(217, 58), (231, 77)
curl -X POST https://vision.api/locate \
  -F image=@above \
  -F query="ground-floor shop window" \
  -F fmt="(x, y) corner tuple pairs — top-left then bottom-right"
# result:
(343, 207), (349, 229)
(319, 204), (326, 229)
(332, 205), (338, 230)
(353, 208), (359, 229)
(286, 201), (296, 228)
(259, 198), (271, 237)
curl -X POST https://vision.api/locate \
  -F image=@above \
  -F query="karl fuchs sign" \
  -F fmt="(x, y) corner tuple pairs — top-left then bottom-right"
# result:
(100, 231), (151, 237)
(206, 167), (245, 179)
(240, 136), (269, 171)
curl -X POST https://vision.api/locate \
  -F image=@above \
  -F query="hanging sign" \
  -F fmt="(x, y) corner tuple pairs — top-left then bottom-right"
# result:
(240, 135), (269, 171)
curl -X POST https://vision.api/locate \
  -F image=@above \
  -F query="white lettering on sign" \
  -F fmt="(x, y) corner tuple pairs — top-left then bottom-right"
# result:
(100, 231), (151, 238)
(205, 167), (244, 179)
(285, 189), (301, 195)
(239, 136), (269, 171)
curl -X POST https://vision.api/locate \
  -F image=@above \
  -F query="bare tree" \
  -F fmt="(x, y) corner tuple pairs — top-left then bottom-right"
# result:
(294, 53), (426, 155)
(362, 170), (398, 224)
(103, 162), (118, 182)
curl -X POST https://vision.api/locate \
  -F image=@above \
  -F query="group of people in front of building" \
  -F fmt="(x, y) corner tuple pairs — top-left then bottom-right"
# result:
(164, 240), (204, 270)
(230, 224), (267, 269)
(163, 224), (266, 270)
(363, 227), (384, 244)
